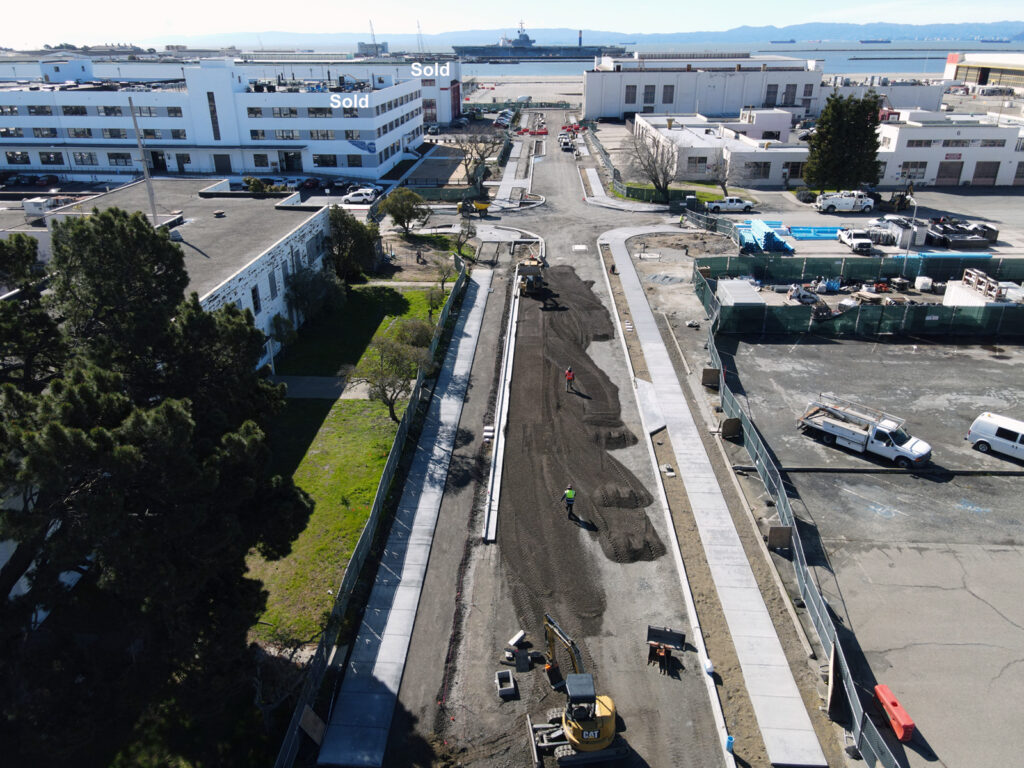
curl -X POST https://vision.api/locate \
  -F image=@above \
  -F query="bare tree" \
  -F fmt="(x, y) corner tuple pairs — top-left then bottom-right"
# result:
(452, 219), (476, 256)
(450, 125), (506, 186)
(432, 254), (454, 293)
(629, 127), (677, 202)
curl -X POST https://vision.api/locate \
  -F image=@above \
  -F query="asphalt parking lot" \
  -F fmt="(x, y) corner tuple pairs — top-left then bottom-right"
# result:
(717, 334), (1024, 768)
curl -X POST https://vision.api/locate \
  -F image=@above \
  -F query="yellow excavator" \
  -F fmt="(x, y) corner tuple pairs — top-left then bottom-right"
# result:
(527, 614), (627, 766)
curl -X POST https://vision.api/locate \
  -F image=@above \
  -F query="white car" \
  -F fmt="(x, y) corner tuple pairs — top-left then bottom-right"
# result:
(340, 189), (378, 204)
(707, 196), (754, 213)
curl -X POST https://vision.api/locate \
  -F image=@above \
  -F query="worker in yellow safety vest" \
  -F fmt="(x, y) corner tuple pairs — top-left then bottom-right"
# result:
(561, 484), (576, 519)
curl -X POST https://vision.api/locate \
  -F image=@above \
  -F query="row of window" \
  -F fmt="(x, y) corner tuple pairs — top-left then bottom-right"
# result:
(623, 82), (814, 106)
(897, 137), (1009, 149)
(0, 126), (186, 140)
(249, 109), (420, 142)
(250, 234), (327, 316)
(5, 149), (135, 166)
(0, 104), (184, 118)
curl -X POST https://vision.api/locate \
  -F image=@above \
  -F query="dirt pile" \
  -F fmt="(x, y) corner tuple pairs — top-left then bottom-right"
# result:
(498, 266), (665, 643)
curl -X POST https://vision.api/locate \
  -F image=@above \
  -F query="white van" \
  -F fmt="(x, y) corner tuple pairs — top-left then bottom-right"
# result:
(966, 412), (1024, 459)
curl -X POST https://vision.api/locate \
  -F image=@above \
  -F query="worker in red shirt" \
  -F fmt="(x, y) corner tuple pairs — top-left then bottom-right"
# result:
(564, 366), (575, 392)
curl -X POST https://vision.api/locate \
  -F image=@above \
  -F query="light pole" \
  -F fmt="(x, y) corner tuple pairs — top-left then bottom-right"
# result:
(903, 196), (919, 275)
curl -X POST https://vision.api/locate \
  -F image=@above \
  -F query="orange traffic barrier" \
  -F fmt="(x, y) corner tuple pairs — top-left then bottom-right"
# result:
(875, 684), (915, 742)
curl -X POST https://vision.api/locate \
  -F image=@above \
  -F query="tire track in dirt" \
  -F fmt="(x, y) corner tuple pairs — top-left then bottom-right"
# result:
(497, 265), (665, 664)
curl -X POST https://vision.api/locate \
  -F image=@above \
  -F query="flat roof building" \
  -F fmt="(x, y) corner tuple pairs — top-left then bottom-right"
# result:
(944, 53), (1024, 93)
(0, 58), (426, 183)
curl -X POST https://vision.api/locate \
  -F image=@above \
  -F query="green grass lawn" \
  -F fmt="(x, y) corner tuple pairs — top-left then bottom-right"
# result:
(249, 398), (405, 644)
(274, 286), (434, 376)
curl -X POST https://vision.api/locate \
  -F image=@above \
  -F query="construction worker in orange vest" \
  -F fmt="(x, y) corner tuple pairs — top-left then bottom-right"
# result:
(565, 366), (575, 392)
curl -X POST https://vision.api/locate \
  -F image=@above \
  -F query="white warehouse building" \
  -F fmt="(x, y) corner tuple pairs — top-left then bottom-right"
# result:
(877, 110), (1024, 187)
(0, 58), (425, 182)
(634, 110), (809, 188)
(584, 53), (944, 122)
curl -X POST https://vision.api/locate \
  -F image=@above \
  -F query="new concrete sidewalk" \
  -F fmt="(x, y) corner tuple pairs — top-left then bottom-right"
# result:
(581, 167), (670, 212)
(317, 269), (493, 768)
(599, 226), (827, 768)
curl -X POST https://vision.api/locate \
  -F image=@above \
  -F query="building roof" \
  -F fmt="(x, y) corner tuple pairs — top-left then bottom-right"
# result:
(48, 178), (317, 299)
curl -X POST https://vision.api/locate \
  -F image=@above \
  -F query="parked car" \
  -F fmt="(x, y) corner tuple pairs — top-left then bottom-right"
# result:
(6, 174), (38, 186)
(707, 196), (754, 213)
(300, 177), (322, 190)
(34, 174), (60, 187)
(340, 189), (378, 204)
(426, 124), (439, 135)
(966, 412), (1024, 459)
(837, 228), (873, 254)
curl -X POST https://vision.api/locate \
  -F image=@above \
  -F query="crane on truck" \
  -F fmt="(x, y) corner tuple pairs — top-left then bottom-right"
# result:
(798, 393), (931, 468)
(527, 614), (627, 766)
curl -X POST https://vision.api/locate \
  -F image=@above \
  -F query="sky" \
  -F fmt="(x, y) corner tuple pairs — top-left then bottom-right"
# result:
(3, 0), (1024, 49)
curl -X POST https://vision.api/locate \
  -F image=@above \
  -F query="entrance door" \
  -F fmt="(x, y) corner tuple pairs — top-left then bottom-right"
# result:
(150, 151), (167, 172)
(213, 154), (232, 173)
(176, 154), (187, 173)
(278, 151), (303, 172)
(972, 161), (999, 186)
(935, 161), (963, 186)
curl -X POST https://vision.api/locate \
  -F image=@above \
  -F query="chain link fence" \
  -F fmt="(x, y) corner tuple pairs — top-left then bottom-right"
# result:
(694, 266), (903, 767)
(273, 258), (468, 768)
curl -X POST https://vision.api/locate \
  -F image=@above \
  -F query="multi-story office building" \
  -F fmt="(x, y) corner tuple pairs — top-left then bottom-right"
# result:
(0, 58), (425, 182)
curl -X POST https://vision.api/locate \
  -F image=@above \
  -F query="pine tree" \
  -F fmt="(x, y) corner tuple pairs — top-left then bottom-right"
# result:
(804, 91), (882, 192)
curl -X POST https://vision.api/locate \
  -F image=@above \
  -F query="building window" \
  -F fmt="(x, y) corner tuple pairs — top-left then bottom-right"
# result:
(643, 85), (656, 103)
(745, 161), (771, 179)
(783, 161), (806, 178)
(347, 154), (362, 167)
(275, 130), (300, 140)
(167, 106), (183, 117)
(308, 107), (332, 118)
(764, 84), (778, 107)
(899, 160), (927, 180)
(980, 138), (1006, 148)
(310, 129), (335, 140)
(108, 152), (133, 166)
(0, 127), (23, 138)
(142, 129), (161, 139)
(247, 107), (264, 118)
(268, 271), (278, 299)
(272, 107), (298, 118)
(99, 106), (123, 117)
(803, 84), (814, 97)
(207, 91), (221, 141)
(782, 83), (797, 106)
(1016, 162), (1024, 182)
(73, 151), (98, 165)
(250, 129), (266, 140)
(421, 78), (436, 87)
(177, 153), (190, 165)
(686, 156), (708, 173)
(313, 154), (338, 167)
(880, 135), (892, 148)
(877, 161), (887, 178)
(0, 106), (19, 116)
(253, 153), (269, 167)
(942, 139), (970, 147)
(69, 127), (93, 138)
(39, 152), (64, 165)
(133, 106), (157, 117)
(33, 127), (58, 138)
(62, 105), (87, 116)
(102, 128), (127, 139)
(343, 107), (358, 118)
(250, 286), (262, 315)
(662, 84), (675, 104)
(345, 129), (360, 140)
(27, 105), (52, 116)
(906, 139), (932, 148)
(5, 151), (29, 164)
(170, 129), (186, 140)
(624, 85), (637, 104)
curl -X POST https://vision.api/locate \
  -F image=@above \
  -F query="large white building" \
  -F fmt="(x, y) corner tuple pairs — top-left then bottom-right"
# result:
(584, 53), (944, 122)
(0, 58), (428, 182)
(635, 110), (809, 188)
(944, 52), (1024, 94)
(877, 109), (1024, 187)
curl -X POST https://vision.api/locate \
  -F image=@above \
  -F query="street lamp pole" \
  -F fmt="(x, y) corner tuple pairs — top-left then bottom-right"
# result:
(903, 196), (919, 275)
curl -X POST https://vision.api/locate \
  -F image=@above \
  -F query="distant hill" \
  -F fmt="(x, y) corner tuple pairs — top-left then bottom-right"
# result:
(145, 21), (1024, 50)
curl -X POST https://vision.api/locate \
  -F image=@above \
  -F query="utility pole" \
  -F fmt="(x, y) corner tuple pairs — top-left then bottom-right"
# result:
(127, 96), (158, 229)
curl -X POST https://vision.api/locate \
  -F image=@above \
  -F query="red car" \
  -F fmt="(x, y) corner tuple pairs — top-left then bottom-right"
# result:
(35, 174), (60, 187)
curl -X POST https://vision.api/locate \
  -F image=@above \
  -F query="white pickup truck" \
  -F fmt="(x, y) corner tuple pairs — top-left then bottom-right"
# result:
(837, 228), (873, 254)
(814, 190), (874, 214)
(707, 196), (754, 213)
(798, 394), (932, 468)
